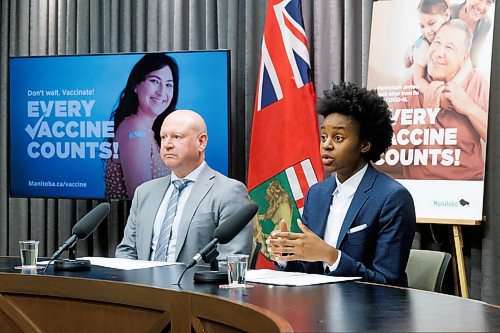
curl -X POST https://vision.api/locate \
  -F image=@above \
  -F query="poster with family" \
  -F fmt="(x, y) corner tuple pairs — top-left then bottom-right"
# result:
(367, 0), (495, 220)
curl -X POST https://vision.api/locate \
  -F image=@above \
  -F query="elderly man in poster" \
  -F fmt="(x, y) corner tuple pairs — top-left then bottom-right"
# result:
(387, 19), (489, 181)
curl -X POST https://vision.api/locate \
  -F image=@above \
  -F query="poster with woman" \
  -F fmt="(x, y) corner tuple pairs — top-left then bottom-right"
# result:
(9, 51), (230, 200)
(367, 0), (495, 220)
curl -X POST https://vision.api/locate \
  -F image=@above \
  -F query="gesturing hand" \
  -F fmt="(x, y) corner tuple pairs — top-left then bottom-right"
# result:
(266, 219), (288, 262)
(266, 219), (338, 265)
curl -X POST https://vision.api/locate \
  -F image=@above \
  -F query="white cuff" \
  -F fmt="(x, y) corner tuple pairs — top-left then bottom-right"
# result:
(325, 251), (342, 273)
(276, 259), (287, 269)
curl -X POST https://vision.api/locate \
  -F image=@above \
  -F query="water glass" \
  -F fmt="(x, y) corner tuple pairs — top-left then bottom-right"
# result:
(19, 240), (39, 269)
(227, 254), (249, 286)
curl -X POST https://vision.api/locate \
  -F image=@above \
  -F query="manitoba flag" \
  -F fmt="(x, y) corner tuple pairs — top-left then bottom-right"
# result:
(248, 0), (323, 269)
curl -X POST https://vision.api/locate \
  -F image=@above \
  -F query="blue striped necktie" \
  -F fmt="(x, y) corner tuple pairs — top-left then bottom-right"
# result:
(154, 179), (191, 262)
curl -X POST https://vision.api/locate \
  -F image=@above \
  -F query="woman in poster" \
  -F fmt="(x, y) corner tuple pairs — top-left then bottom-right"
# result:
(451, 0), (494, 67)
(105, 53), (179, 198)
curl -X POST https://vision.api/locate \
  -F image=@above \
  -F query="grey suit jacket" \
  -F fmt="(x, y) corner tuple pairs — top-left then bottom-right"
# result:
(115, 163), (252, 264)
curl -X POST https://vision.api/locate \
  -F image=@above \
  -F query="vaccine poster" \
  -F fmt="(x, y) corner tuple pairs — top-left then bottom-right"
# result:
(367, 0), (494, 220)
(9, 51), (230, 199)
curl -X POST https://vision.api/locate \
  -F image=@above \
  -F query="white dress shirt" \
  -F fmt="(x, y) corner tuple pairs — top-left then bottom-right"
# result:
(276, 164), (368, 271)
(150, 161), (206, 261)
(324, 163), (368, 272)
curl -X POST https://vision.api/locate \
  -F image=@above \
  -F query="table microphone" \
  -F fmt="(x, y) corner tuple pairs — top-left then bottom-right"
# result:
(186, 203), (258, 270)
(44, 202), (110, 273)
(176, 203), (258, 285)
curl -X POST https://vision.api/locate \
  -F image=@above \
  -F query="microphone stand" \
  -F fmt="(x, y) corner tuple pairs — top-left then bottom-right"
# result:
(177, 247), (222, 285)
(54, 244), (91, 271)
(192, 248), (227, 284)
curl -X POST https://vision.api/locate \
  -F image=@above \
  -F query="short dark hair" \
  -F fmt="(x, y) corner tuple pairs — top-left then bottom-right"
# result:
(317, 82), (393, 162)
(417, 0), (449, 15)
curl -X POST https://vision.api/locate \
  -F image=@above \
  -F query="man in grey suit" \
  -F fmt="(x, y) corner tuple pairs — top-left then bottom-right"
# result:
(115, 110), (252, 263)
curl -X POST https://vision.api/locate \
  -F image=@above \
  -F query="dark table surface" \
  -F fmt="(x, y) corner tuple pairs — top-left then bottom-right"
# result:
(1, 256), (499, 332)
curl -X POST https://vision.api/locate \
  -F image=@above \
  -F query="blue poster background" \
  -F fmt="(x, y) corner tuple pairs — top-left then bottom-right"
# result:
(9, 51), (229, 199)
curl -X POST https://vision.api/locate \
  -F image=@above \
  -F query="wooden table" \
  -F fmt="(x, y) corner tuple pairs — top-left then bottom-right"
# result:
(1, 257), (499, 332)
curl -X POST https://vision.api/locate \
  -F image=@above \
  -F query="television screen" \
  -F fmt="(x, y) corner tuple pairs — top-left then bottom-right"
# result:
(9, 50), (230, 199)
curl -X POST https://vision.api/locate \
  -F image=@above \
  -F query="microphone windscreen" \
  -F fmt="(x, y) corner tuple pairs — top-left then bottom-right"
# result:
(72, 203), (110, 239)
(214, 203), (258, 244)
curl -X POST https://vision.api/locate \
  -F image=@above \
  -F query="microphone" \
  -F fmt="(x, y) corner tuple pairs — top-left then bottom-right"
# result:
(45, 203), (110, 273)
(51, 202), (110, 260)
(186, 203), (258, 270)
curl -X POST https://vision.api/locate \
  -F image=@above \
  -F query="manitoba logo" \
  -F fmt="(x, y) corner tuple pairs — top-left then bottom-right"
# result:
(432, 199), (471, 208)
(459, 199), (470, 207)
(249, 159), (318, 261)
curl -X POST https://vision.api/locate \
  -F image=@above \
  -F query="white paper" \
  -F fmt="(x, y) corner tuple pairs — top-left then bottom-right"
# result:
(38, 257), (182, 270)
(245, 269), (361, 286)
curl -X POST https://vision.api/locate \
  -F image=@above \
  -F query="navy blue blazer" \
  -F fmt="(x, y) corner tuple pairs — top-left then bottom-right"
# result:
(286, 163), (416, 287)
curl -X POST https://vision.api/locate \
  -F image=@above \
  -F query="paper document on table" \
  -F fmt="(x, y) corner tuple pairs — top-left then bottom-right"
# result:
(246, 269), (361, 286)
(38, 257), (182, 270)
(81, 257), (184, 270)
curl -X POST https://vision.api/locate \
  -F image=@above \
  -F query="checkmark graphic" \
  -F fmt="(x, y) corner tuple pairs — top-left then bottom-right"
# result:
(25, 112), (48, 139)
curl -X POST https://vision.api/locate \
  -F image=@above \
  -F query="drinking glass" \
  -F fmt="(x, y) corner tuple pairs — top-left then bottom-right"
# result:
(19, 240), (39, 269)
(227, 254), (249, 286)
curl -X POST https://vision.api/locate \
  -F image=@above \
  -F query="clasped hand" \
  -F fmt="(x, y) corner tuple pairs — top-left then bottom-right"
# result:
(266, 219), (338, 266)
(424, 80), (471, 115)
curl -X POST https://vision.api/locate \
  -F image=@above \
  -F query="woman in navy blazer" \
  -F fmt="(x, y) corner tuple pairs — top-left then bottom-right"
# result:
(267, 82), (416, 287)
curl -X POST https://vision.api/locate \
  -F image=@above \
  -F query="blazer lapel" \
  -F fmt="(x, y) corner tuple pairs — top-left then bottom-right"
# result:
(175, 164), (215, 260)
(315, 177), (337, 238)
(336, 164), (377, 247)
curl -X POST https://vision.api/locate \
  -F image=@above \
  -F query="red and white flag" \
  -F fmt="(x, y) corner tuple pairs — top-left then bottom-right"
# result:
(248, 0), (323, 269)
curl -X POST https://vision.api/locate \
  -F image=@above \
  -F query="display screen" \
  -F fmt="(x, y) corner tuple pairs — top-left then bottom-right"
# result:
(9, 50), (230, 199)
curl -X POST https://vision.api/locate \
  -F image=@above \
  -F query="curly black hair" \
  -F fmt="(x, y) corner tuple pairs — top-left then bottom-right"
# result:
(317, 82), (393, 162)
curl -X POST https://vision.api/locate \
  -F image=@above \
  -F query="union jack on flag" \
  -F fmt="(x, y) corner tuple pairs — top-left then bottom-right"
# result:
(256, 0), (313, 111)
(248, 0), (323, 269)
